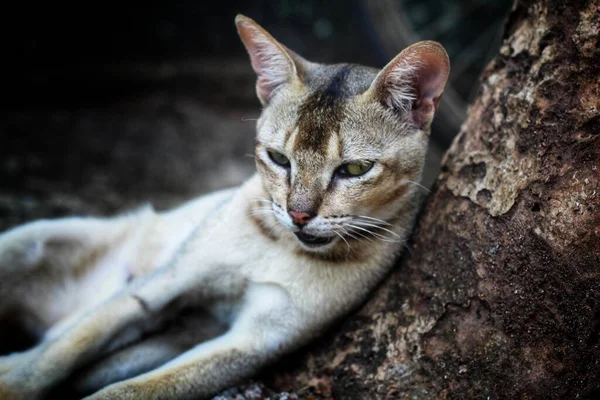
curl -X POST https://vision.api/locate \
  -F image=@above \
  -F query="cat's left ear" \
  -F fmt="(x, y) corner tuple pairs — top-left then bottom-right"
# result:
(236, 14), (303, 106)
(367, 41), (450, 131)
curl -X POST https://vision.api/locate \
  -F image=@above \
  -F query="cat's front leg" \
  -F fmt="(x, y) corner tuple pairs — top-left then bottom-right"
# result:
(0, 351), (31, 376)
(0, 346), (46, 400)
(0, 294), (148, 400)
(84, 282), (301, 400)
(0, 260), (204, 399)
(82, 334), (267, 400)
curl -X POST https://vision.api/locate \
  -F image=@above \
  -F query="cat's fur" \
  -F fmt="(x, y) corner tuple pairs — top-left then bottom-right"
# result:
(0, 15), (449, 400)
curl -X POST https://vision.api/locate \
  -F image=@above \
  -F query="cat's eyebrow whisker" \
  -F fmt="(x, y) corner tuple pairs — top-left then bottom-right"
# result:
(241, 117), (259, 121)
(352, 220), (400, 238)
(402, 179), (431, 194)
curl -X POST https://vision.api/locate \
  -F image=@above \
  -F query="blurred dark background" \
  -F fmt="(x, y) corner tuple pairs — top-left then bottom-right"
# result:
(0, 0), (512, 231)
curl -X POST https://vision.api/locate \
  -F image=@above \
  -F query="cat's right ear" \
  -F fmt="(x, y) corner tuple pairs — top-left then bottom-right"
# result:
(367, 41), (450, 131)
(236, 14), (300, 106)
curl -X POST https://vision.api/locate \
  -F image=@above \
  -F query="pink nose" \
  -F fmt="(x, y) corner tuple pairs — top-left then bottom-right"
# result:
(288, 210), (314, 226)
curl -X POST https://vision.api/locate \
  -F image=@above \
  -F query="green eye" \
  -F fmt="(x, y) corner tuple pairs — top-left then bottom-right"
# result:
(337, 161), (374, 177)
(267, 150), (290, 167)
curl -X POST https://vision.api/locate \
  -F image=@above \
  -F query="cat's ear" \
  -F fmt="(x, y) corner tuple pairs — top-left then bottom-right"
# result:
(235, 14), (301, 105)
(368, 41), (449, 130)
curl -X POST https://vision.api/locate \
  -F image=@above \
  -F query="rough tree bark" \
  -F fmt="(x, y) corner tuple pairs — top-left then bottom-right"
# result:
(235, 0), (599, 399)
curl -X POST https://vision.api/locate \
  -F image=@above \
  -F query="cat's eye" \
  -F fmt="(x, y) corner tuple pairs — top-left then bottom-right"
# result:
(336, 161), (374, 178)
(267, 150), (290, 167)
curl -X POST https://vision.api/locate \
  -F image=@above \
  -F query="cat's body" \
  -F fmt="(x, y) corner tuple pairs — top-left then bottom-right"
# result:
(0, 15), (449, 400)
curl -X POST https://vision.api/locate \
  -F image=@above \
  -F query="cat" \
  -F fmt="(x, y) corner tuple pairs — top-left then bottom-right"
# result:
(0, 14), (449, 400)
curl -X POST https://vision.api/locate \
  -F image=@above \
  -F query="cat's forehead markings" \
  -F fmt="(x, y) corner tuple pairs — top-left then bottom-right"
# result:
(292, 64), (379, 156)
(328, 130), (343, 160)
(284, 126), (300, 153)
(293, 65), (353, 154)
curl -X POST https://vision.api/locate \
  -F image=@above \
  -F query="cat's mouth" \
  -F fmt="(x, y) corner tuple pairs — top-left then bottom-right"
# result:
(294, 231), (333, 247)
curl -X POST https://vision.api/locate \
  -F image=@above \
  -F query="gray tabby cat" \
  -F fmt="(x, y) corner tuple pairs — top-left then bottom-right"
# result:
(0, 14), (449, 400)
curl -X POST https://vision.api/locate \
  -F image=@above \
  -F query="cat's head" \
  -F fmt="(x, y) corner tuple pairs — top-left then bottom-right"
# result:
(236, 15), (449, 257)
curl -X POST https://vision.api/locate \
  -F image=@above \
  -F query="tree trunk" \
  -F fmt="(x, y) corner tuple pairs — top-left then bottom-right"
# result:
(244, 0), (600, 399)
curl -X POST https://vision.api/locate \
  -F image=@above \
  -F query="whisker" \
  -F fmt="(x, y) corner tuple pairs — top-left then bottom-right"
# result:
(402, 242), (413, 256)
(248, 207), (274, 212)
(348, 222), (388, 237)
(353, 215), (393, 226)
(345, 227), (374, 242)
(251, 197), (274, 204)
(346, 231), (371, 245)
(248, 209), (274, 214)
(248, 206), (273, 211)
(346, 224), (401, 243)
(352, 220), (400, 238)
(402, 179), (431, 194)
(266, 222), (280, 238)
(247, 209), (275, 217)
(376, 237), (403, 243)
(338, 226), (365, 250)
(247, 213), (274, 218)
(346, 224), (384, 239)
(337, 223), (372, 243)
(241, 117), (259, 121)
(332, 230), (351, 256)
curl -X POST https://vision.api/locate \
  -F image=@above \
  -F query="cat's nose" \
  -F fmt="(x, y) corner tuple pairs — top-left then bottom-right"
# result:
(288, 210), (314, 226)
